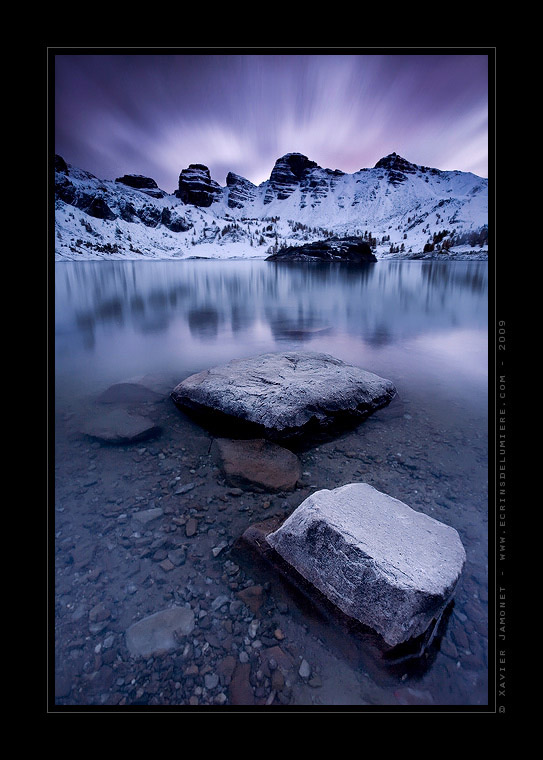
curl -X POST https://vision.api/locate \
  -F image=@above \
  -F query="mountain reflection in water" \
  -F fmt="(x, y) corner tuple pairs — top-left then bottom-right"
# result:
(56, 259), (487, 406)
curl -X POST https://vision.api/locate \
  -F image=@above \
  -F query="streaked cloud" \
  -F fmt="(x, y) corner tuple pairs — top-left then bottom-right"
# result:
(54, 52), (489, 191)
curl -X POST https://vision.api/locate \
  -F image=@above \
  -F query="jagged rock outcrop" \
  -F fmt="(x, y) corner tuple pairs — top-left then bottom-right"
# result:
(115, 174), (159, 190)
(86, 195), (117, 221)
(266, 483), (466, 647)
(175, 163), (222, 207)
(160, 207), (192, 232)
(171, 351), (396, 443)
(266, 236), (377, 263)
(115, 174), (165, 198)
(226, 172), (257, 209)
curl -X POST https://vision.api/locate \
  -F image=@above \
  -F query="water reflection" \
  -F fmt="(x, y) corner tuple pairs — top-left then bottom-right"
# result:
(55, 259), (488, 404)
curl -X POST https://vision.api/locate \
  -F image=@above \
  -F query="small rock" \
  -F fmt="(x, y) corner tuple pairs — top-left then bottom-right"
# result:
(125, 606), (195, 658)
(204, 673), (219, 690)
(175, 482), (196, 495)
(299, 659), (311, 679)
(167, 548), (186, 566)
(89, 602), (110, 623)
(211, 594), (230, 612)
(185, 518), (198, 537)
(229, 662), (254, 705)
(132, 507), (163, 525)
(237, 585), (264, 614)
(212, 541), (228, 557)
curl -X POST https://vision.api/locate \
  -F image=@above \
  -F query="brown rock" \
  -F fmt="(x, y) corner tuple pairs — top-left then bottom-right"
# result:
(260, 645), (295, 673)
(216, 655), (237, 683)
(271, 669), (284, 690)
(212, 438), (301, 492)
(229, 662), (254, 705)
(237, 584), (265, 614)
(89, 602), (110, 623)
(185, 518), (198, 537)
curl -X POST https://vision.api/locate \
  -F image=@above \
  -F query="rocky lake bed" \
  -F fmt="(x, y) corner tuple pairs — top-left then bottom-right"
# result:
(53, 365), (488, 709)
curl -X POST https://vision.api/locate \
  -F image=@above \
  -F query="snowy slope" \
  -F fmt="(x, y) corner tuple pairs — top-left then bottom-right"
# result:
(54, 152), (488, 261)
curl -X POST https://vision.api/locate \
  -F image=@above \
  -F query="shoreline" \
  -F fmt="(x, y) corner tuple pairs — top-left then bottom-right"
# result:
(54, 249), (489, 263)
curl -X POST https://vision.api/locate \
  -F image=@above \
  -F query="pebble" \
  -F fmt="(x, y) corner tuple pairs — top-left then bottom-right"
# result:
(175, 483), (196, 495)
(299, 659), (311, 679)
(185, 518), (198, 537)
(212, 541), (228, 557)
(204, 673), (219, 690)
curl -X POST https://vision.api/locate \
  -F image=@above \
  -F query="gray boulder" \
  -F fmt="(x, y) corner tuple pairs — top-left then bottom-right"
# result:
(125, 606), (195, 658)
(171, 351), (396, 442)
(81, 408), (159, 444)
(266, 483), (466, 647)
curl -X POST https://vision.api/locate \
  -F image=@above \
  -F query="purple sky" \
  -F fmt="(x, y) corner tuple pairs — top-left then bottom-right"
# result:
(54, 52), (489, 192)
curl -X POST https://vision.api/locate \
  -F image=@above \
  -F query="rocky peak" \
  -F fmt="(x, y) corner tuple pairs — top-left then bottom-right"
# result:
(175, 164), (222, 207)
(374, 152), (418, 174)
(265, 153), (320, 203)
(226, 172), (257, 209)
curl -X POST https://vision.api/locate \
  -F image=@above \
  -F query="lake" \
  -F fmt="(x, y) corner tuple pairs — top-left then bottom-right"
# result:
(53, 259), (489, 708)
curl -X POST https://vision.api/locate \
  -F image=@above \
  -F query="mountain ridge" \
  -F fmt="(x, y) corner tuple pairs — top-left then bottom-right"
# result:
(54, 150), (488, 261)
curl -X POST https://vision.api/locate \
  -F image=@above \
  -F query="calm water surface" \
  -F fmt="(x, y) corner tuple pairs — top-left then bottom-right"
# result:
(54, 259), (488, 708)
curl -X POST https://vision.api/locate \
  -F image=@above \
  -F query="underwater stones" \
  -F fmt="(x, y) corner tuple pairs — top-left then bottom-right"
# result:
(171, 351), (396, 443)
(266, 483), (466, 647)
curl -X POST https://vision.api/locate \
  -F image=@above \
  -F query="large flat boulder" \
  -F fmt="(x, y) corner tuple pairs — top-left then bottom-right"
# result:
(171, 352), (396, 442)
(266, 483), (466, 647)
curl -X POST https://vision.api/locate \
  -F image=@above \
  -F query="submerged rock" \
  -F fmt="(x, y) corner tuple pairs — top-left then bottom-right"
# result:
(81, 408), (160, 444)
(212, 438), (301, 491)
(125, 606), (195, 658)
(171, 351), (395, 443)
(96, 382), (165, 405)
(266, 483), (466, 647)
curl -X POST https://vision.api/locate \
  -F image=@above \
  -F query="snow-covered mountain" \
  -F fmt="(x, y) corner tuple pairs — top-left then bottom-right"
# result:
(54, 151), (488, 261)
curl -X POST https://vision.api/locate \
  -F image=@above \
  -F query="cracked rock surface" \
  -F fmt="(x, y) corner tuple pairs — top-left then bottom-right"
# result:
(171, 352), (396, 442)
(266, 483), (466, 647)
